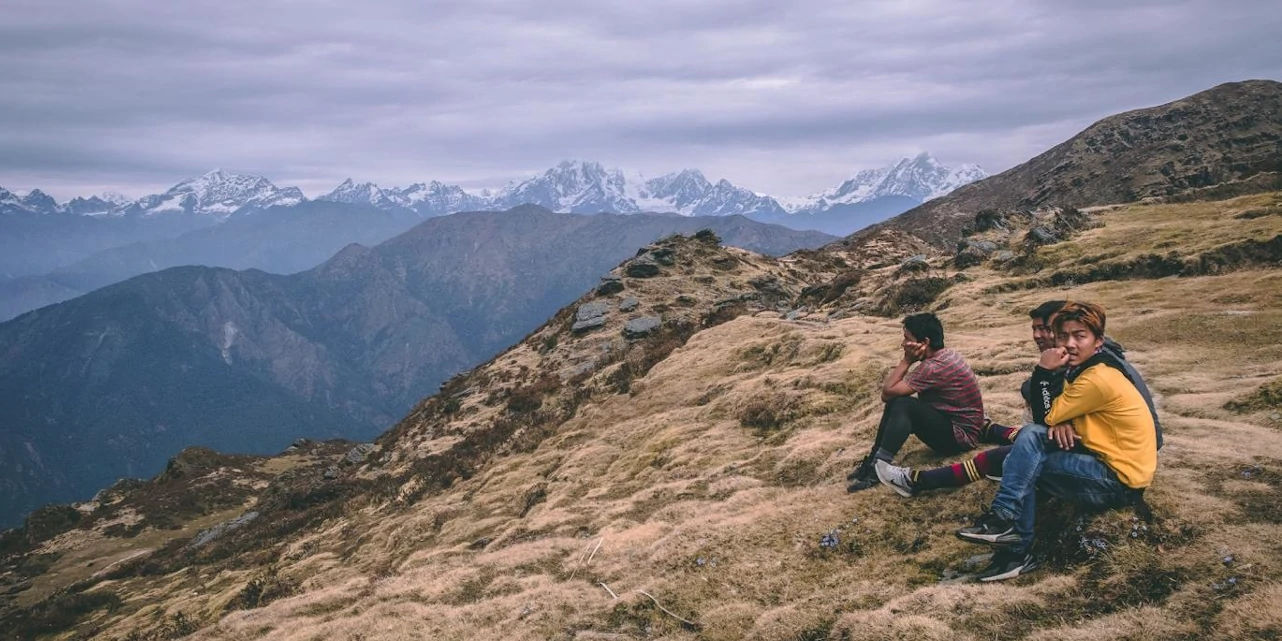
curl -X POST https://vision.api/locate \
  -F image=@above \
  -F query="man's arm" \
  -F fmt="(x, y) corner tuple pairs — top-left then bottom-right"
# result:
(1045, 369), (1110, 426)
(881, 357), (917, 402)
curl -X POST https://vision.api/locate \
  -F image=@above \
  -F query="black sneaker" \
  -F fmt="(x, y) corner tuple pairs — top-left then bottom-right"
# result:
(956, 510), (1020, 545)
(975, 549), (1039, 582)
(846, 456), (874, 481)
(846, 457), (878, 492)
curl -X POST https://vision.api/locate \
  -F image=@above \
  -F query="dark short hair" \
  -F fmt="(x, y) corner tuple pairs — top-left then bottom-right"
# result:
(1052, 301), (1106, 338)
(903, 313), (945, 349)
(1029, 300), (1067, 324)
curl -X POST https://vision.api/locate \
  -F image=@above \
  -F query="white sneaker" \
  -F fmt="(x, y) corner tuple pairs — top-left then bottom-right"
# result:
(875, 459), (915, 498)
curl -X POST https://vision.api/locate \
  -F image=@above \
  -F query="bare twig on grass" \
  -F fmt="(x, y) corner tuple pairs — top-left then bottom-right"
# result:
(586, 537), (604, 564)
(598, 582), (618, 599)
(637, 590), (701, 630)
(569, 536), (605, 579)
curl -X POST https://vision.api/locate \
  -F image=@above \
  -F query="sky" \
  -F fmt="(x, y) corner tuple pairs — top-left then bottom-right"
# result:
(2, 0), (1281, 201)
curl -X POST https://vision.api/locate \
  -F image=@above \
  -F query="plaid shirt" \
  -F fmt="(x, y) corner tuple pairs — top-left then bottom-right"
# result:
(905, 348), (985, 447)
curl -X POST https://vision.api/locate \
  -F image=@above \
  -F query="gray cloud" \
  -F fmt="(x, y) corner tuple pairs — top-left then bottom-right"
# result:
(1, 0), (1280, 200)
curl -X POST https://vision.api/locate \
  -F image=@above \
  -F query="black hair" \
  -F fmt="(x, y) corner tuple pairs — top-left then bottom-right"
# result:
(902, 313), (944, 349)
(1029, 300), (1067, 324)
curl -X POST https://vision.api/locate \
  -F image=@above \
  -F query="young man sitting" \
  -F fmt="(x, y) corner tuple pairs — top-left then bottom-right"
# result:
(955, 302), (1158, 581)
(847, 313), (985, 492)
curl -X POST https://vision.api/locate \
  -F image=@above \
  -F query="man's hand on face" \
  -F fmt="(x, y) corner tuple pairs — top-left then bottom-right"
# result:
(1039, 346), (1070, 370)
(1047, 422), (1080, 450)
(903, 341), (928, 363)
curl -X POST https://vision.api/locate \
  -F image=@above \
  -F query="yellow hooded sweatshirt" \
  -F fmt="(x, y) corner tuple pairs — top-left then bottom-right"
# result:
(1045, 363), (1157, 488)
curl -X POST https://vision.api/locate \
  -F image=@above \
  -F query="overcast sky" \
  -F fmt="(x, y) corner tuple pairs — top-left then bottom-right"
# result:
(2, 0), (1280, 201)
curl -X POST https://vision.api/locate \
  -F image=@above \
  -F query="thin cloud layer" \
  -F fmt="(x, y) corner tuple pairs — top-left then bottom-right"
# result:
(2, 0), (1279, 200)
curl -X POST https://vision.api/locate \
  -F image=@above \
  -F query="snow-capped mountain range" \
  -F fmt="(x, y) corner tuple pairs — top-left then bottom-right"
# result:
(787, 153), (987, 215)
(0, 154), (986, 224)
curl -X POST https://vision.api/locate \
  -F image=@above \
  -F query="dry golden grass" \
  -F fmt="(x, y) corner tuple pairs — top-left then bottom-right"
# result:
(12, 195), (1282, 640)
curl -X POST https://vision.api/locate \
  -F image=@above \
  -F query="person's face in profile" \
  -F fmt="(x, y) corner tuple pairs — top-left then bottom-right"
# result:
(903, 328), (925, 350)
(1032, 317), (1056, 352)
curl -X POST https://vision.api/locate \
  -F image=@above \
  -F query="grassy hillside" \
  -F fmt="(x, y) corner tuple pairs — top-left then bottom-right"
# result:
(3, 193), (1282, 640)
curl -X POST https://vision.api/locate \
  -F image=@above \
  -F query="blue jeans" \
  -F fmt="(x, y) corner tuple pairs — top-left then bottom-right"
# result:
(991, 423), (1140, 554)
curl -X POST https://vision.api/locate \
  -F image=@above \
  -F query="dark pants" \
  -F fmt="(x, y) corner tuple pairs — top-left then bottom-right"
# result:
(992, 423), (1142, 554)
(869, 396), (968, 461)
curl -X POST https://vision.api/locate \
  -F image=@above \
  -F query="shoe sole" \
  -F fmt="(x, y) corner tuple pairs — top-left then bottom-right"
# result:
(956, 530), (1021, 546)
(875, 465), (914, 498)
(978, 559), (1039, 582)
(984, 475), (1002, 482)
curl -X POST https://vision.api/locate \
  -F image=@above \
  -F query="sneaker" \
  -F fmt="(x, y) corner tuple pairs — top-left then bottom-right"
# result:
(875, 459), (915, 498)
(845, 458), (878, 492)
(956, 510), (1021, 546)
(975, 548), (1039, 582)
(846, 456), (873, 481)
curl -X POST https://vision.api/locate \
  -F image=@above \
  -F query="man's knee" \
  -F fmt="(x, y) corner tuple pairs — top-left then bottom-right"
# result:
(884, 396), (915, 415)
(1013, 423), (1049, 451)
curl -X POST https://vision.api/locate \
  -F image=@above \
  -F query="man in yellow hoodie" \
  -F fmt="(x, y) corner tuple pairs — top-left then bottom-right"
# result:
(956, 301), (1157, 581)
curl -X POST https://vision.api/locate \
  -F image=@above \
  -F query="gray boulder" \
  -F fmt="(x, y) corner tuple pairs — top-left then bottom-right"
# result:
(955, 243), (996, 268)
(649, 247), (676, 266)
(575, 301), (610, 322)
(596, 275), (624, 296)
(619, 297), (639, 312)
(1026, 226), (1060, 246)
(897, 254), (931, 275)
(572, 301), (611, 333)
(571, 316), (607, 333)
(626, 257), (661, 278)
(188, 511), (260, 549)
(623, 316), (662, 339)
(992, 250), (1018, 264)
(344, 443), (375, 465)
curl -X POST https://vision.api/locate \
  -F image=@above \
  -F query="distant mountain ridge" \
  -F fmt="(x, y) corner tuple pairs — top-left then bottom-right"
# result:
(786, 153), (987, 214)
(2, 154), (985, 224)
(0, 207), (833, 527)
(847, 79), (1282, 248)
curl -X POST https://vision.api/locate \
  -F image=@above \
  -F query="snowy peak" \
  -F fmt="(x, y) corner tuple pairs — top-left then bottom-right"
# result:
(789, 153), (987, 213)
(495, 160), (639, 214)
(393, 181), (488, 216)
(642, 169), (713, 210)
(0, 186), (21, 211)
(877, 153), (951, 201)
(318, 179), (403, 210)
(124, 169), (306, 218)
(20, 189), (59, 214)
(0, 187), (64, 215)
(64, 195), (122, 216)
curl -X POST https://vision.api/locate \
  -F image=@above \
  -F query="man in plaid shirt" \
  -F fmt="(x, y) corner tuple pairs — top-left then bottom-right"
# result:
(847, 312), (985, 492)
